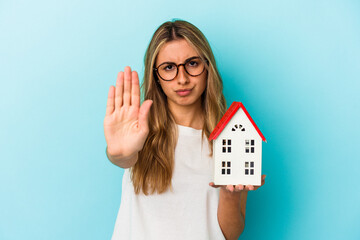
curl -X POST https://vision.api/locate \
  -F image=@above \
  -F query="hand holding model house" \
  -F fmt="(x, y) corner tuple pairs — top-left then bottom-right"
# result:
(209, 102), (267, 192)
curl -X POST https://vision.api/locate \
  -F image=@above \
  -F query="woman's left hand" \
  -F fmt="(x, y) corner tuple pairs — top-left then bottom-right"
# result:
(209, 174), (266, 193)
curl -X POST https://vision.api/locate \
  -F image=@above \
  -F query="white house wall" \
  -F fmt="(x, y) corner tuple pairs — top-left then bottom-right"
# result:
(213, 108), (262, 186)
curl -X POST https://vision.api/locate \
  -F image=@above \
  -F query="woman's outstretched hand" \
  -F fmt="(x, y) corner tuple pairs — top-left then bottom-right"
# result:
(104, 66), (153, 159)
(209, 175), (266, 192)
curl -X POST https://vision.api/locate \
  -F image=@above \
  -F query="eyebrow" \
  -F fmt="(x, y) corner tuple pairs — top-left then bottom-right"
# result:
(157, 56), (200, 66)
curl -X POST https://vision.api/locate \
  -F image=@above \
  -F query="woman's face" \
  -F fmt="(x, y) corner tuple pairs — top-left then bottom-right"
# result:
(155, 39), (207, 110)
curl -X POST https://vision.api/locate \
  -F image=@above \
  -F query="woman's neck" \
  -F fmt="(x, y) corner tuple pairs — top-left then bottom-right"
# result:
(168, 100), (204, 130)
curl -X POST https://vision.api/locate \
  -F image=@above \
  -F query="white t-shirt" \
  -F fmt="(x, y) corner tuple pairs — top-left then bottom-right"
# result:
(111, 125), (225, 240)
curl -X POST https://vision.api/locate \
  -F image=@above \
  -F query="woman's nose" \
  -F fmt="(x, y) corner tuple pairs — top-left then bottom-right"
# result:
(176, 65), (189, 84)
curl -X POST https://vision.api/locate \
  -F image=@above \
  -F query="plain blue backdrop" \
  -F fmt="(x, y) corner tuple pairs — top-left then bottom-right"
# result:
(1, 0), (359, 239)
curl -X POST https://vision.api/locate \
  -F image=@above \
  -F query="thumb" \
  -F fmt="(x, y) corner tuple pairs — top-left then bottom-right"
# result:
(138, 100), (153, 131)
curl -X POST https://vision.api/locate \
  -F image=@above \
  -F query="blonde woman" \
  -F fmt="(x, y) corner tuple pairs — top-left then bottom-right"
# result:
(104, 20), (266, 240)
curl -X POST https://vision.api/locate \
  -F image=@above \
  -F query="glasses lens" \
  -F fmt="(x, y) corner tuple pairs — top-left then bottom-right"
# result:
(158, 63), (177, 81)
(185, 58), (205, 76)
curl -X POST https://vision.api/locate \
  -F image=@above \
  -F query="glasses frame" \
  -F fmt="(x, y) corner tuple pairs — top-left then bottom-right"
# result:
(153, 56), (208, 81)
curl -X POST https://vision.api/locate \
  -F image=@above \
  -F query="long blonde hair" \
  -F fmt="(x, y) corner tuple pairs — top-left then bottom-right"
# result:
(131, 20), (226, 195)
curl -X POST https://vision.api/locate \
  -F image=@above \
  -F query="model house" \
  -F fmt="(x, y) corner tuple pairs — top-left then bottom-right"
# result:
(209, 102), (266, 186)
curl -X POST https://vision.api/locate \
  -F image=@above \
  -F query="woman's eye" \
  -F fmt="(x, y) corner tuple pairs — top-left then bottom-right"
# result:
(163, 65), (175, 71)
(188, 61), (198, 67)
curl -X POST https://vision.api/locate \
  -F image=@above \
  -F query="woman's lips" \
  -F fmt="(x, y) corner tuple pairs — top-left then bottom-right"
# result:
(175, 88), (192, 96)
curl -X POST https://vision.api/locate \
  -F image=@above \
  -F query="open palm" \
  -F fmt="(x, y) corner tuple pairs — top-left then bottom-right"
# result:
(104, 66), (152, 159)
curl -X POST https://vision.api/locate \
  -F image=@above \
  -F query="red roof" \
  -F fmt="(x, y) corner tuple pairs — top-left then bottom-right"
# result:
(209, 102), (266, 142)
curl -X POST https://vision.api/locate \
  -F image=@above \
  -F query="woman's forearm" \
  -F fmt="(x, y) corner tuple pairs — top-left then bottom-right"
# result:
(217, 188), (248, 240)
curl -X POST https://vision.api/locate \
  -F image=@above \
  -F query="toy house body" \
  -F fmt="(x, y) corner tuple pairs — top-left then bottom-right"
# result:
(209, 102), (266, 186)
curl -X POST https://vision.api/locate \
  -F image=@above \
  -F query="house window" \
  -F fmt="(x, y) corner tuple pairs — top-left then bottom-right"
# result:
(245, 139), (255, 153)
(222, 139), (231, 153)
(232, 124), (245, 132)
(245, 161), (255, 175)
(221, 161), (231, 175)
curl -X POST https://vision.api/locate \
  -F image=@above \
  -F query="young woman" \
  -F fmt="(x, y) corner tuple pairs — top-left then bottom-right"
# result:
(104, 20), (266, 240)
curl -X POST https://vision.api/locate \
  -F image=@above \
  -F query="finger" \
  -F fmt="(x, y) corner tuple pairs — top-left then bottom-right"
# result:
(226, 185), (234, 192)
(105, 86), (115, 116)
(138, 100), (153, 132)
(131, 71), (140, 107)
(209, 182), (221, 188)
(237, 184), (245, 191)
(261, 175), (266, 186)
(246, 185), (254, 191)
(123, 66), (131, 106)
(115, 72), (124, 108)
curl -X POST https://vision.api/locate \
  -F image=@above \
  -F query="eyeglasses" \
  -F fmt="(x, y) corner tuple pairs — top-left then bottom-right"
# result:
(153, 56), (207, 81)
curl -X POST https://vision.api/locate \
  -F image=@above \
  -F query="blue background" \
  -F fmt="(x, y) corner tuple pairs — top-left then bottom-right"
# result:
(1, 0), (359, 239)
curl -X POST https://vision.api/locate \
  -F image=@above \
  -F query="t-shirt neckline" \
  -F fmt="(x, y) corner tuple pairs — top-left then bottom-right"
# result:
(176, 124), (202, 136)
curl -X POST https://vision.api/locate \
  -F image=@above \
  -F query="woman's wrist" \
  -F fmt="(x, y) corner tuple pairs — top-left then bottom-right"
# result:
(219, 187), (248, 201)
(106, 146), (138, 168)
